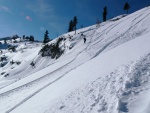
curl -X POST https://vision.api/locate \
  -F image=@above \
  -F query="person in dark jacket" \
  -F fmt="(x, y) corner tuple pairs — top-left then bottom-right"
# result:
(30, 61), (35, 68)
(83, 37), (86, 43)
(81, 33), (86, 43)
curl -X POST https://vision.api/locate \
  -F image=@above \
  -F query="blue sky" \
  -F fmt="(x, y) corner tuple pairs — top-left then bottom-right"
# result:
(0, 0), (149, 41)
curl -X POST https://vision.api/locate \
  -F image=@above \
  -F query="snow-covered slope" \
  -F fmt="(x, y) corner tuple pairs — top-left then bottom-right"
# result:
(0, 6), (150, 113)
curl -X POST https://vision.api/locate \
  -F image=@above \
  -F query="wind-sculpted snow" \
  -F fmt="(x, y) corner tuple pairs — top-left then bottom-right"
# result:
(0, 6), (150, 113)
(42, 53), (150, 113)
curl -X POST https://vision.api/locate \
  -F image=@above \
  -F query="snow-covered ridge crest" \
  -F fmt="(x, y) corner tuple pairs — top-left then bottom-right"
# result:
(0, 6), (150, 113)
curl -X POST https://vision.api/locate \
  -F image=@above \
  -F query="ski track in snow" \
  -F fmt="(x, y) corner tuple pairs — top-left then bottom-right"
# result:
(44, 53), (150, 113)
(0, 28), (99, 113)
(91, 11), (150, 58)
(0, 6), (150, 113)
(0, 25), (97, 91)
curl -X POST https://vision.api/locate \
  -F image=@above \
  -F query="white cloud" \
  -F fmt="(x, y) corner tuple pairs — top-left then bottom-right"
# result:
(26, 0), (54, 19)
(0, 5), (12, 13)
(25, 0), (67, 35)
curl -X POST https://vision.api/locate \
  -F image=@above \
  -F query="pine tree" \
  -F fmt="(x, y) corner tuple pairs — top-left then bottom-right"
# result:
(12, 36), (17, 40)
(29, 35), (34, 42)
(40, 38), (64, 59)
(124, 2), (130, 14)
(103, 6), (107, 22)
(68, 20), (74, 32)
(73, 16), (78, 34)
(4, 39), (7, 44)
(26, 36), (30, 41)
(23, 35), (25, 40)
(43, 30), (50, 44)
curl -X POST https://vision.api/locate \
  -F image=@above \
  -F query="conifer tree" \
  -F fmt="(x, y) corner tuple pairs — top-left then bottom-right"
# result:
(4, 39), (7, 44)
(43, 30), (50, 44)
(29, 35), (34, 42)
(12, 36), (17, 40)
(68, 20), (74, 32)
(103, 6), (107, 22)
(124, 2), (130, 14)
(23, 35), (25, 40)
(26, 36), (30, 41)
(73, 16), (78, 34)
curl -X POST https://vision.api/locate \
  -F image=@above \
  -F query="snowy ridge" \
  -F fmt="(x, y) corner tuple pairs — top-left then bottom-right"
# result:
(0, 6), (150, 113)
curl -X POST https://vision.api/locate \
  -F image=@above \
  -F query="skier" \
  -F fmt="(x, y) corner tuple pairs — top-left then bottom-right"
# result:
(30, 61), (35, 68)
(81, 33), (86, 43)
(83, 37), (86, 43)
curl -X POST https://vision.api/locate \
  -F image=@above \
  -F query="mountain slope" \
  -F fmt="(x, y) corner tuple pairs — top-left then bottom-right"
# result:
(0, 6), (150, 113)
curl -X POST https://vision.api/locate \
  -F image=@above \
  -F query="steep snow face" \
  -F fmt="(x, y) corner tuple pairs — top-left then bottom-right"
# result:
(41, 53), (150, 113)
(0, 6), (150, 113)
(8, 32), (150, 113)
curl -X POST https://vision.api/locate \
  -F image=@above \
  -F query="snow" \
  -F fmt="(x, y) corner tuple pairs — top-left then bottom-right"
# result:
(0, 6), (150, 113)
(128, 89), (150, 113)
